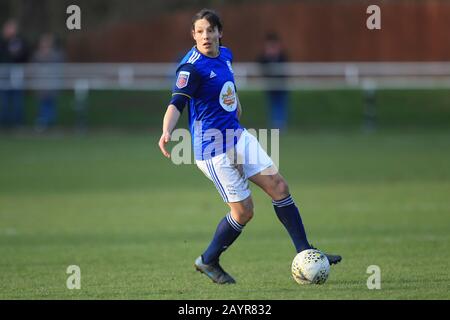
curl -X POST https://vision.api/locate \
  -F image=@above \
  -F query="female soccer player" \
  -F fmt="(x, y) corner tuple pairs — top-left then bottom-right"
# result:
(158, 9), (341, 284)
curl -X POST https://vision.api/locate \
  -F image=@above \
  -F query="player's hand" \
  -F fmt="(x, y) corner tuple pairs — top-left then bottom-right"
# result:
(158, 131), (171, 158)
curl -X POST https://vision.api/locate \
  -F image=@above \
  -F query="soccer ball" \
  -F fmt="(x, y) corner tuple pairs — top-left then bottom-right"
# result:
(291, 249), (330, 285)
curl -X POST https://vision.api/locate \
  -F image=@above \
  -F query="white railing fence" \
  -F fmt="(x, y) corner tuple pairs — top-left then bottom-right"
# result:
(1, 62), (449, 131)
(2, 62), (450, 91)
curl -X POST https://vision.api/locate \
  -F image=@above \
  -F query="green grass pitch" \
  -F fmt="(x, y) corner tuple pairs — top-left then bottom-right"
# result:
(0, 130), (449, 299)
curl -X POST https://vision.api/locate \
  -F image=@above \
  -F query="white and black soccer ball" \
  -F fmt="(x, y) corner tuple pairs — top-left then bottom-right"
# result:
(291, 249), (330, 285)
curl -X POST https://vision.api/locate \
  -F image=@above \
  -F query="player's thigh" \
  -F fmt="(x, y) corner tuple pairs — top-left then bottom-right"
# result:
(235, 130), (288, 199)
(237, 129), (276, 180)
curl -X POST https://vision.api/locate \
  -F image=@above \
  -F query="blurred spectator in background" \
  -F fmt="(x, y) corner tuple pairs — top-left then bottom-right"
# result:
(0, 19), (29, 129)
(258, 32), (289, 132)
(32, 33), (65, 132)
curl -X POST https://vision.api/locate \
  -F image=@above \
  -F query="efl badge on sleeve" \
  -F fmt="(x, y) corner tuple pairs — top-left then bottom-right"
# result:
(176, 71), (190, 89)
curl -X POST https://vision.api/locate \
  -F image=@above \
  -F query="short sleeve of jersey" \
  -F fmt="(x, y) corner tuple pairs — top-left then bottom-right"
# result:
(172, 63), (201, 99)
(221, 46), (233, 63)
(220, 47), (236, 91)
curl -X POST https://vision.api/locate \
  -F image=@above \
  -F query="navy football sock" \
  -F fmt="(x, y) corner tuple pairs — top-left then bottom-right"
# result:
(202, 213), (244, 264)
(273, 195), (311, 253)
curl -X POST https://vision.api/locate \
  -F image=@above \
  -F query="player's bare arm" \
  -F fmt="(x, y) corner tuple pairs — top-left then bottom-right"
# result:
(158, 104), (181, 158)
(237, 94), (242, 119)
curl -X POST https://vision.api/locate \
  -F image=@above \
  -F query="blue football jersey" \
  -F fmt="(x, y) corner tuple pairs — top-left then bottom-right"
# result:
(172, 46), (243, 160)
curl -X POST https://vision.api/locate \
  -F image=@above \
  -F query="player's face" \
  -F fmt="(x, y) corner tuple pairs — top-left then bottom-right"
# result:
(192, 18), (222, 57)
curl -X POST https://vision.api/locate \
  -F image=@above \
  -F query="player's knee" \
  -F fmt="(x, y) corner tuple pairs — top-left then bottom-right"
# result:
(239, 205), (254, 223)
(274, 176), (290, 200)
(232, 200), (254, 224)
(245, 206), (254, 222)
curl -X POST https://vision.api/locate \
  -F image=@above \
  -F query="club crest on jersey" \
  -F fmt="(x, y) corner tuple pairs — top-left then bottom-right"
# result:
(176, 71), (190, 89)
(219, 81), (237, 112)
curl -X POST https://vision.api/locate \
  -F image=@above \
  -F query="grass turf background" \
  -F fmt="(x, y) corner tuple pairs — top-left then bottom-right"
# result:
(0, 130), (449, 299)
(21, 89), (450, 130)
